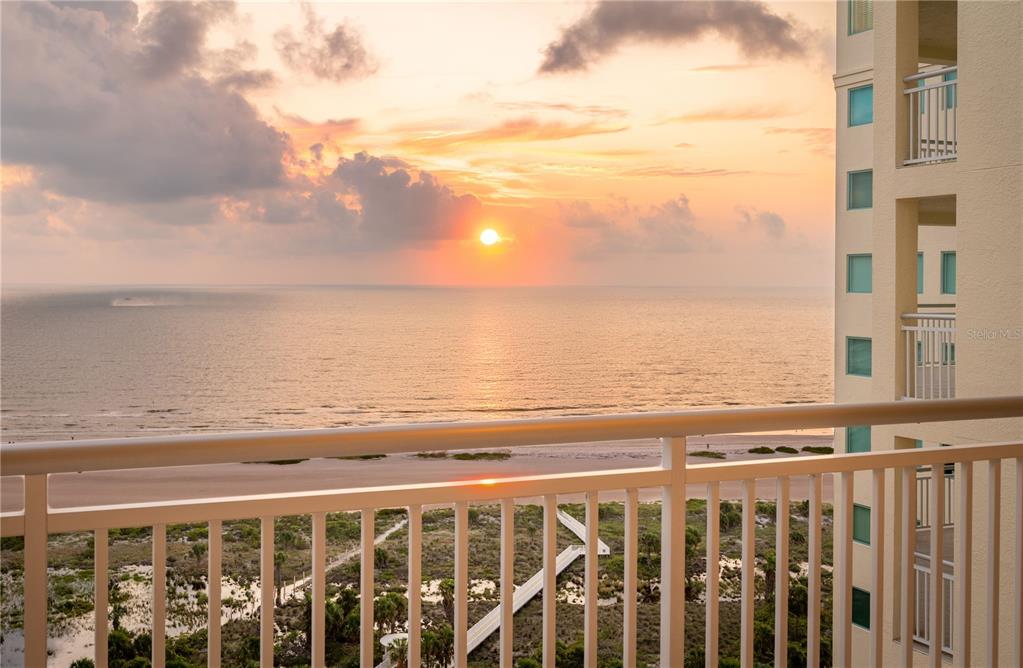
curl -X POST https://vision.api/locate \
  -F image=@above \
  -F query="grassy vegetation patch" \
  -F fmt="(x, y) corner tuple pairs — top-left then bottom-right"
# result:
(244, 459), (307, 465)
(451, 451), (511, 461)
(415, 451), (449, 459)
(747, 446), (775, 455)
(775, 446), (799, 454)
(801, 446), (835, 455)
(332, 454), (387, 460)
(689, 450), (727, 459)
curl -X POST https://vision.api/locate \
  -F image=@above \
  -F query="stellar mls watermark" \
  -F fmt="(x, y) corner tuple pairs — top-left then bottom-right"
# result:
(965, 327), (1022, 340)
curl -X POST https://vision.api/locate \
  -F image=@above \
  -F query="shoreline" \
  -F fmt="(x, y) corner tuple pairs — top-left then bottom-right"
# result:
(0, 434), (835, 512)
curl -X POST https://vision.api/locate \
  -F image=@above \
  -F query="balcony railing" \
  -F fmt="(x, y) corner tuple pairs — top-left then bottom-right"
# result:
(913, 558), (954, 654)
(1, 397), (1021, 668)
(917, 467), (955, 528)
(903, 312), (956, 399)
(904, 66), (958, 165)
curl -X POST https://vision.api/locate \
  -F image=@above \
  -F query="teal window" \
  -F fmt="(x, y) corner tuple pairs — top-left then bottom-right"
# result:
(846, 254), (872, 293)
(846, 337), (872, 377)
(849, 0), (873, 34)
(853, 504), (871, 544)
(849, 85), (873, 126)
(917, 253), (924, 294)
(846, 426), (871, 453)
(852, 588), (871, 628)
(915, 439), (924, 449)
(943, 342), (956, 365)
(944, 70), (957, 108)
(848, 170), (873, 210)
(941, 251), (956, 294)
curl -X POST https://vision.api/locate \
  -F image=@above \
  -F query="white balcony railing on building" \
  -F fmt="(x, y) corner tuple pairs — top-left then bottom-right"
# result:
(905, 66), (958, 165)
(1, 397), (1022, 668)
(903, 312), (956, 399)
(917, 467), (955, 528)
(914, 559), (955, 654)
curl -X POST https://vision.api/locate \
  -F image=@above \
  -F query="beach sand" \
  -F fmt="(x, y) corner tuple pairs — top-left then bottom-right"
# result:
(0, 434), (835, 512)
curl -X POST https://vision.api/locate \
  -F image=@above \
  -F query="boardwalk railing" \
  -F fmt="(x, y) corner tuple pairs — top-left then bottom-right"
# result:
(1, 397), (1021, 668)
(902, 313), (956, 399)
(905, 66), (958, 165)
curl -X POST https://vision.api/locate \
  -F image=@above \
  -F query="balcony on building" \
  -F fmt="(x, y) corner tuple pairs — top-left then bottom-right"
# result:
(904, 1), (958, 165)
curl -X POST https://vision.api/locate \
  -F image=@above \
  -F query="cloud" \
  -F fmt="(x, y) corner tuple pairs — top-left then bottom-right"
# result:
(209, 40), (278, 91)
(274, 3), (375, 82)
(1, 1), (287, 203)
(332, 152), (482, 247)
(398, 117), (628, 153)
(689, 63), (764, 72)
(624, 166), (746, 178)
(562, 195), (708, 257)
(135, 1), (234, 80)
(495, 100), (629, 119)
(658, 104), (798, 124)
(539, 1), (805, 74)
(764, 126), (834, 156)
(737, 207), (786, 239)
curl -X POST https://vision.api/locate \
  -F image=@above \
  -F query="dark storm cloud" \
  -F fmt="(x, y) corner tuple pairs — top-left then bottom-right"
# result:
(1, 1), (286, 203)
(539, 1), (805, 74)
(333, 152), (482, 246)
(274, 4), (376, 83)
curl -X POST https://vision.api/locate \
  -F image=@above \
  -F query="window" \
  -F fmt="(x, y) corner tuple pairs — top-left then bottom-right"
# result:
(849, 85), (873, 126)
(943, 342), (956, 365)
(846, 337), (872, 376)
(917, 252), (924, 294)
(847, 254), (872, 293)
(852, 588), (871, 629)
(849, 0), (873, 34)
(944, 69), (957, 108)
(915, 439), (924, 449)
(848, 170), (873, 209)
(941, 251), (956, 294)
(853, 504), (871, 544)
(846, 426), (871, 453)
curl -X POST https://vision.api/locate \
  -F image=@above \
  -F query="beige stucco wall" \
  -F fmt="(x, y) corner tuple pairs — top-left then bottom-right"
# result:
(835, 0), (1022, 665)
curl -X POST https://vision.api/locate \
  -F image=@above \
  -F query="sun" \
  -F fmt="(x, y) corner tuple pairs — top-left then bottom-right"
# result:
(479, 228), (501, 246)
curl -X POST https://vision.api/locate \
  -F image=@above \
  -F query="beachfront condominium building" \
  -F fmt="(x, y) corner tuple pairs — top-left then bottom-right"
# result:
(833, 0), (1022, 664)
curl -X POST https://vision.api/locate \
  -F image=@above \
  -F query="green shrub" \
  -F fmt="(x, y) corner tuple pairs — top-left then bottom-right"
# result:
(748, 446), (775, 455)
(416, 451), (449, 459)
(690, 450), (726, 459)
(801, 445), (835, 455)
(775, 445), (799, 454)
(451, 451), (511, 461)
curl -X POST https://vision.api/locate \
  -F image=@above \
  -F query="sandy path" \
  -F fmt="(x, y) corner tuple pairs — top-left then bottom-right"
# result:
(1, 434), (836, 512)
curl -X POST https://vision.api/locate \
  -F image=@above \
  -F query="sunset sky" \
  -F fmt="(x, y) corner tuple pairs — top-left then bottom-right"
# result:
(2, 1), (837, 287)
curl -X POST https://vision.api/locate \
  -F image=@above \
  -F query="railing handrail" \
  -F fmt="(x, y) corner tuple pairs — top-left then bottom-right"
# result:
(2, 440), (1020, 537)
(902, 312), (956, 320)
(2, 396), (1020, 476)
(903, 65), (957, 83)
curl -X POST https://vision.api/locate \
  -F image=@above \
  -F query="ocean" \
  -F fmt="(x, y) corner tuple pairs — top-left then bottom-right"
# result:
(0, 286), (833, 442)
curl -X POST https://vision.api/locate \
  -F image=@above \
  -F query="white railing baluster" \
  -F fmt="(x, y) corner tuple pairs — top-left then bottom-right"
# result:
(311, 513), (325, 668)
(987, 460), (1001, 667)
(706, 482), (720, 668)
(454, 501), (469, 668)
(208, 519), (222, 668)
(542, 494), (557, 668)
(500, 498), (514, 668)
(153, 524), (167, 668)
(1016, 458), (1023, 668)
(95, 527), (109, 668)
(954, 462), (972, 668)
(808, 473), (822, 668)
(870, 469), (886, 668)
(23, 474), (48, 667)
(584, 491), (599, 667)
(260, 516), (275, 668)
(740, 479), (755, 668)
(835, 471), (853, 668)
(624, 488), (638, 668)
(660, 436), (686, 667)
(901, 465), (917, 667)
(775, 477), (789, 668)
(361, 509), (375, 668)
(408, 504), (423, 668)
(930, 463), (945, 666)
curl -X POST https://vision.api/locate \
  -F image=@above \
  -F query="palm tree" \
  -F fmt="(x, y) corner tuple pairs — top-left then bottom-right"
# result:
(388, 637), (409, 668)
